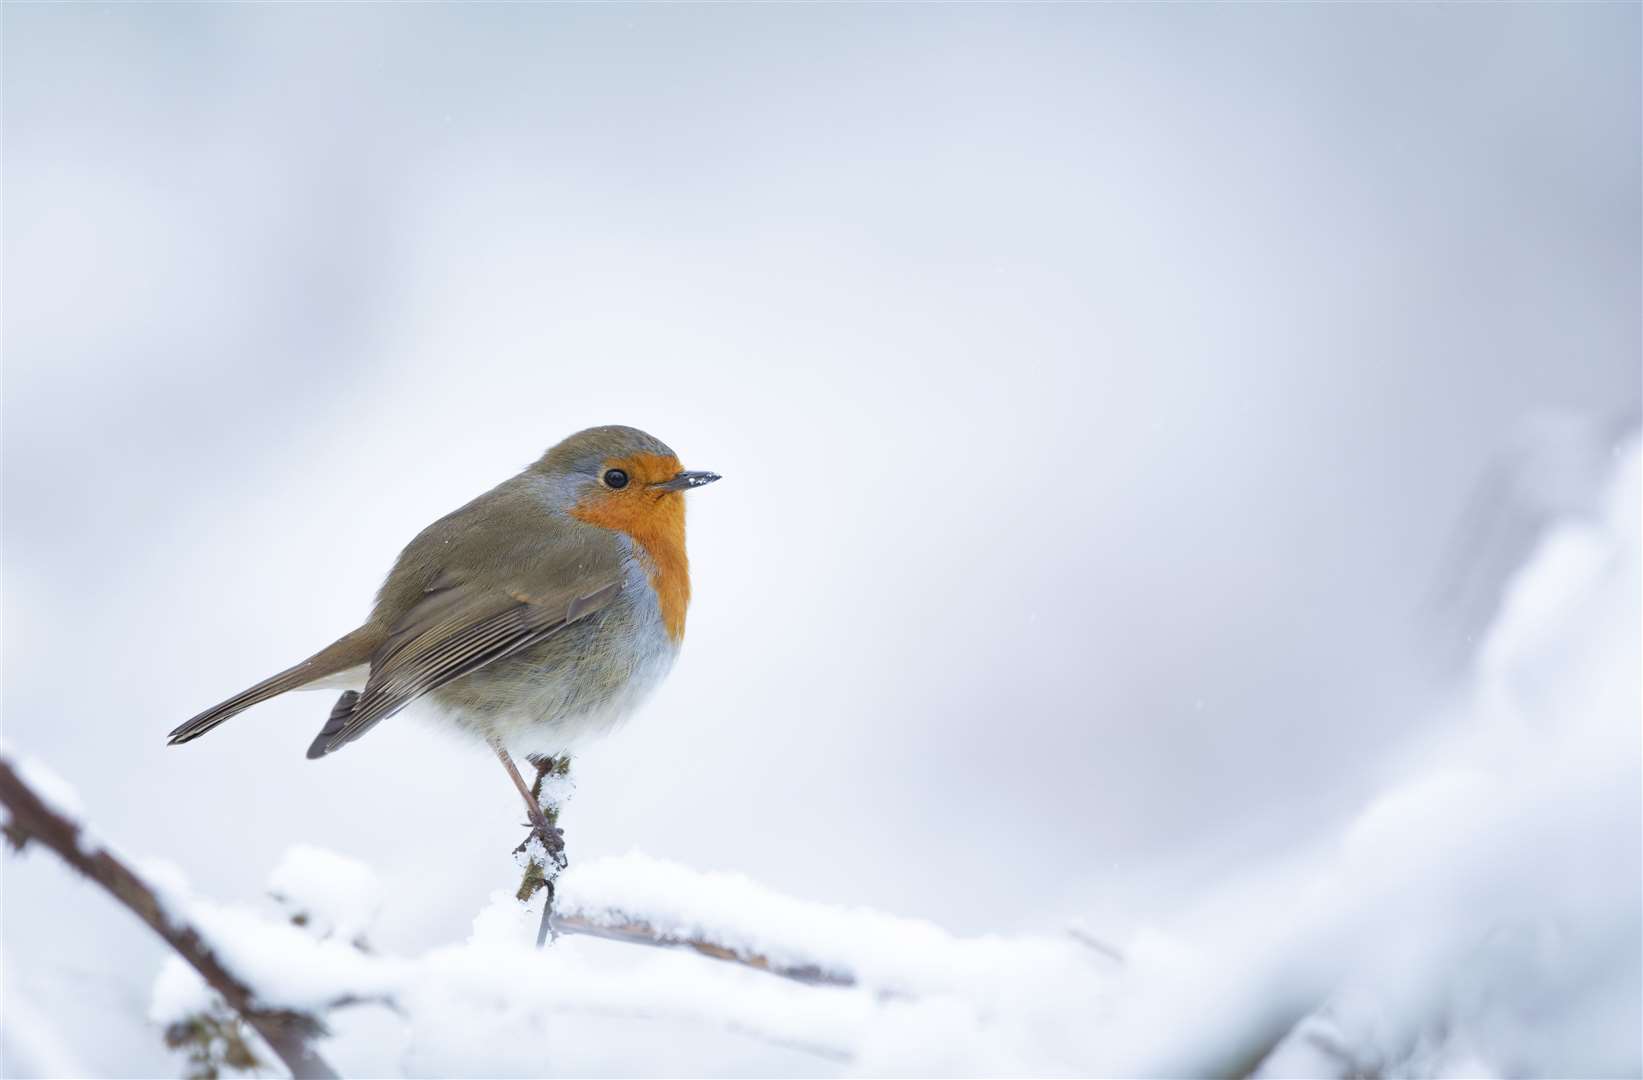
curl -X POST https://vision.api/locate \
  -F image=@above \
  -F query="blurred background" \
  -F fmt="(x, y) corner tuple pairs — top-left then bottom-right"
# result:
(3, 4), (1638, 1075)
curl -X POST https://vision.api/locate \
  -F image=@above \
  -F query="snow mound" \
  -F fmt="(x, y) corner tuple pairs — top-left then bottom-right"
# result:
(556, 851), (1109, 999)
(268, 843), (382, 945)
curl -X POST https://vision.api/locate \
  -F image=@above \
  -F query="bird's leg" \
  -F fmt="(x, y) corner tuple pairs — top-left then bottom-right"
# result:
(493, 740), (564, 862)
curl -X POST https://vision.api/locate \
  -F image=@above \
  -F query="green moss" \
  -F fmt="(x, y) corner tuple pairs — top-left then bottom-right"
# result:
(516, 857), (547, 902)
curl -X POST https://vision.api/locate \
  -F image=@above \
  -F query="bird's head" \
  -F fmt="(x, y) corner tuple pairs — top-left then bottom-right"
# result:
(534, 425), (720, 541)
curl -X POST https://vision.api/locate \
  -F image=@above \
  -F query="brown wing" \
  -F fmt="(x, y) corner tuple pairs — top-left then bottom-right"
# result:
(305, 578), (621, 759)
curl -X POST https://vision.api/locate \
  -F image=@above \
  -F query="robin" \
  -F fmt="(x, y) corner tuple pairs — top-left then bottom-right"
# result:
(167, 425), (720, 856)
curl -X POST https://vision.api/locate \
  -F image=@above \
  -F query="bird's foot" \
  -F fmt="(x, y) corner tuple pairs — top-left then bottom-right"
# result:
(514, 820), (568, 869)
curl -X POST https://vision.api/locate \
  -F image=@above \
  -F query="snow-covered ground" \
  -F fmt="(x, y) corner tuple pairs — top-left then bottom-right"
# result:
(9, 438), (1635, 1078)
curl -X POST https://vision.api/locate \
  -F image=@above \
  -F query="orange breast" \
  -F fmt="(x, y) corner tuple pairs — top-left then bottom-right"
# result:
(568, 452), (692, 642)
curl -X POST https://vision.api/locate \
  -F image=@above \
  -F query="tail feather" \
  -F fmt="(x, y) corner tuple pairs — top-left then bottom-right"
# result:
(167, 627), (377, 745)
(305, 692), (361, 760)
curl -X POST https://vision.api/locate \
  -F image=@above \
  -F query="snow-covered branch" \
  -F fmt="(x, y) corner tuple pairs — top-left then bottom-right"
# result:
(551, 913), (856, 987)
(0, 746), (1118, 1074)
(102, 838), (1128, 1075)
(0, 753), (340, 1080)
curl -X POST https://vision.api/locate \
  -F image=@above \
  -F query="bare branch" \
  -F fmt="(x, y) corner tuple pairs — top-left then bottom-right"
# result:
(0, 755), (339, 1080)
(1065, 924), (1126, 964)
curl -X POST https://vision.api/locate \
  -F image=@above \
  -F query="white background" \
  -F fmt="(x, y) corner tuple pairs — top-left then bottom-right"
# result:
(3, 5), (1638, 1075)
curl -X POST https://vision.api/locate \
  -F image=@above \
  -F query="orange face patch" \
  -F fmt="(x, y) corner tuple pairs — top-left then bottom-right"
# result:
(569, 452), (692, 642)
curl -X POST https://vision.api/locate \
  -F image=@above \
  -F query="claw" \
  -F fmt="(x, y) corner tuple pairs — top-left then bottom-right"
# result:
(514, 822), (567, 868)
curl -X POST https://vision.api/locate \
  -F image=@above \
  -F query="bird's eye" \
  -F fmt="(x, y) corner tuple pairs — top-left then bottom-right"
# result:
(603, 468), (630, 490)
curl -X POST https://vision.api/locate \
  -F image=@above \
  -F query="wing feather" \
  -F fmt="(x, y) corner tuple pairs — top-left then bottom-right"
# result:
(305, 579), (622, 759)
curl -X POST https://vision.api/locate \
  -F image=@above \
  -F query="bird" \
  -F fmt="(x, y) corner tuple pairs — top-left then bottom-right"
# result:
(167, 424), (719, 855)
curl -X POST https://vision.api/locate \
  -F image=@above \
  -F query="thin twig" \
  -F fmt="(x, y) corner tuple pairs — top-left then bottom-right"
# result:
(1065, 924), (1126, 964)
(518, 753), (570, 948)
(0, 755), (340, 1080)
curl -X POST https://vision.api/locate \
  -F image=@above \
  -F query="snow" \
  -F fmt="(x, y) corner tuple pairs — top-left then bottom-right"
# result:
(147, 956), (217, 1027)
(556, 852), (1109, 1000)
(139, 864), (1114, 1074)
(267, 844), (382, 945)
(11, 753), (86, 821)
(146, 870), (399, 1026)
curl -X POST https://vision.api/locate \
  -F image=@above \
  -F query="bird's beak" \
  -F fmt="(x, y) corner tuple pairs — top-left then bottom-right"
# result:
(651, 470), (721, 492)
